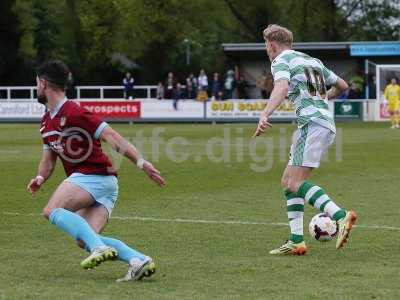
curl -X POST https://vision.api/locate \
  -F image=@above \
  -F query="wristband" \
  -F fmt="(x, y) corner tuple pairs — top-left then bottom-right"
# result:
(136, 158), (146, 170)
(36, 175), (45, 182)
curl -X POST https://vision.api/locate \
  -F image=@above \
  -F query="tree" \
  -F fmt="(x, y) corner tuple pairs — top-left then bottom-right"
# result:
(338, 0), (400, 40)
(0, 0), (22, 84)
(4, 0), (400, 85)
(110, 0), (241, 81)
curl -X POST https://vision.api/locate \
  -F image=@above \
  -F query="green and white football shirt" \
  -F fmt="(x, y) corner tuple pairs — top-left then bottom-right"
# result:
(271, 49), (338, 133)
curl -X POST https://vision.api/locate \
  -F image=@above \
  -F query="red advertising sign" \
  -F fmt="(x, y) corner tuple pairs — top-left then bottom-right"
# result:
(79, 101), (141, 118)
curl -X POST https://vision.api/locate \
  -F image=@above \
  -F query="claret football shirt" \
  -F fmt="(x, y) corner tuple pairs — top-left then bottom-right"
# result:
(40, 99), (117, 177)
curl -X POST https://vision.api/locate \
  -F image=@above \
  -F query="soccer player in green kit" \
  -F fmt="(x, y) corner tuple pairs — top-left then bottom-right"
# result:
(253, 25), (357, 255)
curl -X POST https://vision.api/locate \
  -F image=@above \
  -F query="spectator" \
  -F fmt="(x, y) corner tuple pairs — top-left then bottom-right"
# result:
(237, 75), (249, 99)
(210, 72), (223, 100)
(196, 89), (208, 102)
(197, 69), (208, 92)
(368, 74), (376, 99)
(164, 72), (175, 99)
(349, 74), (364, 97)
(185, 81), (196, 99)
(186, 73), (198, 94)
(196, 69), (208, 101)
(156, 81), (164, 100)
(348, 81), (362, 99)
(172, 83), (185, 110)
(123, 72), (135, 99)
(66, 72), (76, 99)
(256, 72), (273, 99)
(224, 69), (235, 99)
(338, 90), (349, 100)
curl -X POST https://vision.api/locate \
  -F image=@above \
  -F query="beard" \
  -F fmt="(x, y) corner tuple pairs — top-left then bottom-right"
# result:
(37, 93), (48, 105)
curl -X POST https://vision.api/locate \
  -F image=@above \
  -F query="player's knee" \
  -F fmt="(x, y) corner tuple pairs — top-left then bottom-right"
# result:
(42, 206), (53, 220)
(42, 206), (62, 220)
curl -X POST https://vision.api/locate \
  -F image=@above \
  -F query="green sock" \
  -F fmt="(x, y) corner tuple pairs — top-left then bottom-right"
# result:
(298, 181), (346, 221)
(285, 189), (304, 243)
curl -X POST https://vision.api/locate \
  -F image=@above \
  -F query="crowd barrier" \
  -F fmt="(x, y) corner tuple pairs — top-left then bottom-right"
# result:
(0, 98), (373, 123)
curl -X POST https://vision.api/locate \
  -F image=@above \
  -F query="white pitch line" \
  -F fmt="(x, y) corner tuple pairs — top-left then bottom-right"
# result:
(2, 211), (400, 231)
(111, 215), (400, 231)
(0, 150), (21, 154)
(112, 215), (289, 227)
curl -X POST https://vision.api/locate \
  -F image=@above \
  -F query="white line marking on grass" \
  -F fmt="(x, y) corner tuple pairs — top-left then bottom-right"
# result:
(2, 211), (400, 231)
(111, 215), (400, 231)
(112, 215), (288, 226)
(3, 212), (39, 216)
(0, 150), (21, 154)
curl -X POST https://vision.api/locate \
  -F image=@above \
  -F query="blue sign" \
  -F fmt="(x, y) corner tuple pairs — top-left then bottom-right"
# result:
(350, 43), (400, 56)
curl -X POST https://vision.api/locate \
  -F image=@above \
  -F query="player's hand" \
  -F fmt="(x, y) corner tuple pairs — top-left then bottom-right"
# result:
(252, 114), (272, 137)
(26, 175), (45, 196)
(143, 161), (166, 187)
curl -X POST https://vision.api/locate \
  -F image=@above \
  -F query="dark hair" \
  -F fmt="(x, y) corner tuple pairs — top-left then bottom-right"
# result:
(37, 60), (70, 90)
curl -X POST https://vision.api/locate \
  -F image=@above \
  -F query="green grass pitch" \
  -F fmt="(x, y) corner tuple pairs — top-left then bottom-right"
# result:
(0, 122), (399, 299)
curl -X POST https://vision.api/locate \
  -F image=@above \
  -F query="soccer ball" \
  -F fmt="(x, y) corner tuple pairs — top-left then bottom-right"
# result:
(309, 213), (338, 242)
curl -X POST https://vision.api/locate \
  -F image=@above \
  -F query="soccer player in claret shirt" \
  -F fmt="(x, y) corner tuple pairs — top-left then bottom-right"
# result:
(26, 60), (166, 281)
(253, 25), (357, 255)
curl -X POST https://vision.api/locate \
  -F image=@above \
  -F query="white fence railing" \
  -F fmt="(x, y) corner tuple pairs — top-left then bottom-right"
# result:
(0, 85), (158, 100)
(0, 86), (380, 122)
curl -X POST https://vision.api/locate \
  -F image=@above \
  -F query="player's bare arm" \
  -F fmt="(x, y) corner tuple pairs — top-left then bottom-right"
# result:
(100, 126), (166, 187)
(327, 77), (348, 100)
(27, 149), (57, 196)
(253, 79), (289, 137)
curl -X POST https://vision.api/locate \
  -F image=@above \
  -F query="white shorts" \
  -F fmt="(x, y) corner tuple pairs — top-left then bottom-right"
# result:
(288, 122), (335, 168)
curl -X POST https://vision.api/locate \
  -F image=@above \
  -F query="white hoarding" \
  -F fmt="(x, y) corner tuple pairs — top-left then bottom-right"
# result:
(141, 99), (204, 119)
(0, 101), (45, 119)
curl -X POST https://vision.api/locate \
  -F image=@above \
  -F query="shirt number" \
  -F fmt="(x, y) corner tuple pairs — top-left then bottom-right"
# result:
(304, 67), (326, 98)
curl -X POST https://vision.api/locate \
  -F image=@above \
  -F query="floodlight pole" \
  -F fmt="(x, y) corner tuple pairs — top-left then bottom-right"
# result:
(365, 59), (369, 99)
(183, 38), (191, 66)
(376, 64), (380, 121)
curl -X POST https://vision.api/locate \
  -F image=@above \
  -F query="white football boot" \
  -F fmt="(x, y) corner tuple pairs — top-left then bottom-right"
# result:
(117, 256), (156, 282)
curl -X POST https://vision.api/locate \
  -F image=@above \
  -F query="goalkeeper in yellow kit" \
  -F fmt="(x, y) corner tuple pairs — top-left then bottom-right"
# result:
(384, 78), (400, 128)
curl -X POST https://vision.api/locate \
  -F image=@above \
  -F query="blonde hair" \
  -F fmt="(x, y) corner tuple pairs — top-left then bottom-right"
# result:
(263, 24), (293, 47)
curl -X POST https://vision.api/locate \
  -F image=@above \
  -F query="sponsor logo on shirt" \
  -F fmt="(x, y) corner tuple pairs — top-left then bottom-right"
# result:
(60, 116), (66, 127)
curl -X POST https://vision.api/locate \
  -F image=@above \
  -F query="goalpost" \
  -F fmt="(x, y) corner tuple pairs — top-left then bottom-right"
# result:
(375, 64), (400, 121)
